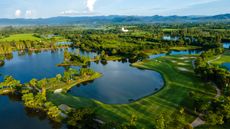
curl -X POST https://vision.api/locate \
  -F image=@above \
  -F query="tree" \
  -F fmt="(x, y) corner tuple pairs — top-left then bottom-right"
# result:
(56, 74), (62, 81)
(37, 79), (47, 97)
(3, 76), (21, 89)
(155, 113), (167, 129)
(64, 50), (71, 61)
(29, 78), (37, 87)
(47, 104), (62, 122)
(130, 114), (137, 127)
(63, 71), (71, 83)
(111, 49), (117, 55)
(205, 112), (224, 125)
(67, 108), (95, 128)
(184, 124), (193, 129)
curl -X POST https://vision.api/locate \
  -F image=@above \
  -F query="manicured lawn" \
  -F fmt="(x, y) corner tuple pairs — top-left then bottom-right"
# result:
(211, 50), (230, 65)
(162, 28), (179, 32)
(48, 55), (216, 128)
(170, 46), (202, 51)
(0, 34), (41, 41)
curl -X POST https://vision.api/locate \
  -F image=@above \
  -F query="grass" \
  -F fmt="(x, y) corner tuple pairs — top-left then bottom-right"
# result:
(162, 28), (179, 32)
(48, 55), (216, 128)
(211, 50), (230, 65)
(170, 46), (202, 51)
(46, 72), (102, 92)
(0, 34), (41, 41)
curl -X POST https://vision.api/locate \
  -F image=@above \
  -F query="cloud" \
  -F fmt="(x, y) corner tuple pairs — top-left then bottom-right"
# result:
(15, 9), (21, 17)
(86, 0), (96, 12)
(25, 10), (32, 17)
(61, 10), (79, 15)
(188, 0), (220, 6)
(60, 10), (96, 16)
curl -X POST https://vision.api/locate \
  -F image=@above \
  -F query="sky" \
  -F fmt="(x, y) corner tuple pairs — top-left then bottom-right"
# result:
(0, 0), (229, 18)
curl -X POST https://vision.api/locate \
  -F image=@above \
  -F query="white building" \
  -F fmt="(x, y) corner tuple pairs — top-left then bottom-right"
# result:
(121, 27), (129, 32)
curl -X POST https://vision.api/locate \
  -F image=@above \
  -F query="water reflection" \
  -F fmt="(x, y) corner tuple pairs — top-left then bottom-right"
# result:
(0, 94), (66, 129)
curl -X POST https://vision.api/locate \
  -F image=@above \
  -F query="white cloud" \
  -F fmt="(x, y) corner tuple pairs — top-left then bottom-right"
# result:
(61, 10), (79, 15)
(188, 0), (220, 6)
(60, 10), (96, 16)
(86, 0), (96, 12)
(25, 10), (32, 17)
(15, 9), (21, 17)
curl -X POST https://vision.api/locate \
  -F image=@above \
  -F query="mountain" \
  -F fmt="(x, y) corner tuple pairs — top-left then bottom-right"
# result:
(0, 14), (229, 25)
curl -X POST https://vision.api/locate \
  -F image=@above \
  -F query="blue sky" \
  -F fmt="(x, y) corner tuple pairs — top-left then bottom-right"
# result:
(0, 0), (229, 18)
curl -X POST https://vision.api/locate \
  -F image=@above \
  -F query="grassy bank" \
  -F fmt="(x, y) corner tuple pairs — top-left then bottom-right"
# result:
(170, 46), (202, 51)
(143, 46), (201, 55)
(46, 72), (102, 92)
(211, 50), (230, 65)
(0, 88), (15, 95)
(48, 55), (215, 128)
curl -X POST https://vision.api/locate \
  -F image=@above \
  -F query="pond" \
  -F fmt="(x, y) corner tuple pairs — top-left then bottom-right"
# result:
(0, 49), (97, 83)
(149, 49), (202, 59)
(56, 42), (72, 46)
(0, 95), (65, 129)
(69, 61), (164, 104)
(162, 35), (179, 41)
(0, 48), (201, 129)
(222, 63), (230, 71)
(0, 49), (164, 104)
(223, 42), (230, 49)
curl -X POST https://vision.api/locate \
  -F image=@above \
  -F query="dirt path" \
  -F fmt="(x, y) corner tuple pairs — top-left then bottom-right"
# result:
(191, 117), (205, 128)
(191, 85), (221, 128)
(191, 56), (221, 128)
(215, 85), (221, 98)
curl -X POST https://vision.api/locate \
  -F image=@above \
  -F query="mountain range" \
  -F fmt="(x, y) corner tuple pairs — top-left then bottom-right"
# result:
(0, 14), (230, 25)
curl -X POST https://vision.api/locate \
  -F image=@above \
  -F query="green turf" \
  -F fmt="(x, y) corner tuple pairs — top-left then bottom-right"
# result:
(48, 55), (216, 128)
(211, 50), (230, 65)
(162, 28), (179, 32)
(0, 34), (41, 41)
(170, 46), (202, 51)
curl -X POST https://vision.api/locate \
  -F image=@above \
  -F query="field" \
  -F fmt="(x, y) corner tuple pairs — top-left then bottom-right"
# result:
(48, 55), (216, 128)
(170, 46), (202, 51)
(211, 50), (230, 65)
(0, 34), (41, 41)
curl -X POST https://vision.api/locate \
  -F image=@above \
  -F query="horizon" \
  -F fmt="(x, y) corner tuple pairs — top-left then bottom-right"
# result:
(0, 0), (230, 19)
(1, 13), (230, 20)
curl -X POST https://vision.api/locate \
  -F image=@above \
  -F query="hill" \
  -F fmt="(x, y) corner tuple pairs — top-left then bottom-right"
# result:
(0, 14), (229, 25)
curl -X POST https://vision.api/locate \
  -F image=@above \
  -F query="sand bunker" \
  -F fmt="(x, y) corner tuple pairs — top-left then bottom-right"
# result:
(179, 57), (190, 60)
(177, 67), (190, 72)
(184, 60), (190, 63)
(177, 62), (187, 66)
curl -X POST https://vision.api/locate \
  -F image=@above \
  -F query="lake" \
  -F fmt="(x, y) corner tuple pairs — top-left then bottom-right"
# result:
(0, 48), (201, 129)
(223, 42), (230, 49)
(223, 63), (230, 71)
(0, 95), (65, 129)
(69, 61), (164, 104)
(149, 49), (202, 59)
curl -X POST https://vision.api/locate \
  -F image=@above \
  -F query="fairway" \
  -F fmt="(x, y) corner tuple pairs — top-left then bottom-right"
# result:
(211, 50), (230, 65)
(48, 55), (216, 128)
(0, 34), (41, 41)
